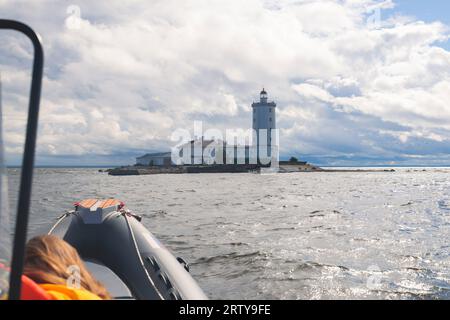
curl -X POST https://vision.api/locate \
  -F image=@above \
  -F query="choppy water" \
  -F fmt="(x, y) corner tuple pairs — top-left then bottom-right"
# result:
(6, 168), (450, 300)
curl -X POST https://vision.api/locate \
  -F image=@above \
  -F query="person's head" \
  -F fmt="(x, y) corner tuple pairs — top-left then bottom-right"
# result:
(24, 235), (110, 299)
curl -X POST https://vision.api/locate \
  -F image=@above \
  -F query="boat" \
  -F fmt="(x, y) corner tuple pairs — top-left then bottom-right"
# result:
(47, 199), (207, 300)
(0, 19), (207, 300)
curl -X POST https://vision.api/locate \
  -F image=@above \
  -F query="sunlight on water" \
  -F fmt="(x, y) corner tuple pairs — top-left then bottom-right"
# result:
(7, 167), (450, 300)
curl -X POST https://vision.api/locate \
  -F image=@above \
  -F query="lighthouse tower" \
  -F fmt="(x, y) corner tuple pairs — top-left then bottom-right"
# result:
(252, 88), (277, 163)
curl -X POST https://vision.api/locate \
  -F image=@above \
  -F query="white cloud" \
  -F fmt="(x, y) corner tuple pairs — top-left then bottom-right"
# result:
(0, 0), (449, 165)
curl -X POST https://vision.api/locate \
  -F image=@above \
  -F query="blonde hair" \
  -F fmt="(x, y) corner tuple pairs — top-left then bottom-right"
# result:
(24, 235), (110, 299)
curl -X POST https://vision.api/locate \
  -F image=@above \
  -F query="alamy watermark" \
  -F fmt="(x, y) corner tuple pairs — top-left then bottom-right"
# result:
(366, 6), (382, 29)
(366, 265), (383, 290)
(65, 5), (82, 30)
(168, 121), (279, 170)
(66, 264), (81, 289)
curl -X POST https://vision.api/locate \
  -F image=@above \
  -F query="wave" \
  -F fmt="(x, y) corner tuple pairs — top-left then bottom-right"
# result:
(192, 251), (268, 265)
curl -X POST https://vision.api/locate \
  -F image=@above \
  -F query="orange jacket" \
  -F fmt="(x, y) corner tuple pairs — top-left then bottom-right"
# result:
(39, 284), (102, 300)
(1, 264), (102, 300)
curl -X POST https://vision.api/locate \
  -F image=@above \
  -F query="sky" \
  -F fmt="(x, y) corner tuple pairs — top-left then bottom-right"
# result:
(0, 0), (449, 166)
(388, 0), (450, 24)
(386, 0), (450, 50)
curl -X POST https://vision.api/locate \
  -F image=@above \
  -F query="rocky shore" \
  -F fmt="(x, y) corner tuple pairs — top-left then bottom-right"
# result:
(104, 162), (394, 176)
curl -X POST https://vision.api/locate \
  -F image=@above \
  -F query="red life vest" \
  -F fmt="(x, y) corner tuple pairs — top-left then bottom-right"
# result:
(20, 275), (52, 300)
(0, 263), (52, 300)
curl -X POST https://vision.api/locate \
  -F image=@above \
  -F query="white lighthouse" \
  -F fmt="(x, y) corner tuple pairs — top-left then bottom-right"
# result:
(252, 88), (277, 163)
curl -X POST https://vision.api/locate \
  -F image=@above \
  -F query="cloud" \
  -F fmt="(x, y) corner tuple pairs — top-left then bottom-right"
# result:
(0, 0), (449, 165)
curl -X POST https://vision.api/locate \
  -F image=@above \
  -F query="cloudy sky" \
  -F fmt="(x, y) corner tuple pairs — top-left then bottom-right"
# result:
(1, 0), (449, 166)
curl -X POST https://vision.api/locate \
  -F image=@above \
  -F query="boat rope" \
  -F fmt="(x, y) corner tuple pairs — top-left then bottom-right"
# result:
(121, 210), (165, 300)
(47, 211), (74, 235)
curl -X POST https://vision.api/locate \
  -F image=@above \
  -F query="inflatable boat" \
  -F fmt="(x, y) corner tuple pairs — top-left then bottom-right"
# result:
(48, 199), (207, 300)
(1, 19), (207, 300)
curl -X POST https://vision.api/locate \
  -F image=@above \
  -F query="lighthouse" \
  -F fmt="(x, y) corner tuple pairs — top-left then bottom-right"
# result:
(252, 88), (277, 164)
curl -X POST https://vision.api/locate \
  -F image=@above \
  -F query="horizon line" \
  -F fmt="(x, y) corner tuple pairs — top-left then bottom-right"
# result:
(6, 164), (450, 169)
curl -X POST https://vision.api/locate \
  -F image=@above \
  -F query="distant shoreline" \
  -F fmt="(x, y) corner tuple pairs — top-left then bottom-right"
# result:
(6, 165), (450, 169)
(102, 164), (433, 176)
(7, 165), (115, 169)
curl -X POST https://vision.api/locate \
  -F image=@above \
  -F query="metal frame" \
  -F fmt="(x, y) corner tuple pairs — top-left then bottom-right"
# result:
(0, 19), (44, 300)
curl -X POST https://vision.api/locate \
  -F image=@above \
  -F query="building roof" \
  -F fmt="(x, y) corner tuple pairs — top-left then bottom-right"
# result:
(136, 151), (171, 159)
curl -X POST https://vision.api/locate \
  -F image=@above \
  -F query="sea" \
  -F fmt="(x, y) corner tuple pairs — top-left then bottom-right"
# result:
(6, 167), (450, 300)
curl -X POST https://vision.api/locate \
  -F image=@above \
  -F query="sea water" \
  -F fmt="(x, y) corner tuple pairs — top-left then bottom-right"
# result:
(7, 167), (450, 299)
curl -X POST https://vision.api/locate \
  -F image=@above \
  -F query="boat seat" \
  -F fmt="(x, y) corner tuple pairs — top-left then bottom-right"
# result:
(84, 260), (134, 300)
